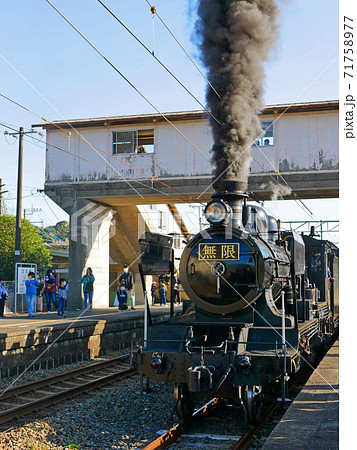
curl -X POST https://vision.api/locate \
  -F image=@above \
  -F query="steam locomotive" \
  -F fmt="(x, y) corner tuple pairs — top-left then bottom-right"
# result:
(134, 180), (339, 424)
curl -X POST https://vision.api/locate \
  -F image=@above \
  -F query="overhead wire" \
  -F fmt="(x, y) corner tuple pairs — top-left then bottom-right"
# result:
(0, 122), (18, 133)
(143, 0), (221, 100)
(253, 144), (338, 241)
(49, 0), (329, 224)
(96, 0), (221, 125)
(0, 92), (181, 201)
(40, 192), (61, 223)
(2, 8), (286, 215)
(249, 147), (314, 218)
(43, 0), (212, 165)
(2, 4), (336, 232)
(0, 92), (146, 201)
(0, 108), (207, 209)
(0, 88), (206, 203)
(255, 143), (314, 216)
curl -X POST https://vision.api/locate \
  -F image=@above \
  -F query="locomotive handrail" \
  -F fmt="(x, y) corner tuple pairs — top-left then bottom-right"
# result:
(136, 338), (288, 348)
(185, 339), (287, 355)
(263, 256), (290, 265)
(226, 340), (285, 346)
(185, 340), (226, 355)
(137, 339), (187, 344)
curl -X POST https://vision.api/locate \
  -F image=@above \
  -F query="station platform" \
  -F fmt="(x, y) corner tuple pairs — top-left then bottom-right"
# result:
(262, 339), (339, 449)
(0, 305), (178, 379)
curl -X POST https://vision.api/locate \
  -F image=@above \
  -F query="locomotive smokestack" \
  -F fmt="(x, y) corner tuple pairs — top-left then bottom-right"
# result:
(211, 178), (248, 228)
(195, 0), (281, 191)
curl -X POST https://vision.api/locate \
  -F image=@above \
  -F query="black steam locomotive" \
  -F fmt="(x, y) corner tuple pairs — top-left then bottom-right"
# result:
(134, 181), (339, 424)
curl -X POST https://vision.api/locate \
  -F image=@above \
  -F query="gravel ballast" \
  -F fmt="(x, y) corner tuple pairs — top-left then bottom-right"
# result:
(0, 375), (175, 449)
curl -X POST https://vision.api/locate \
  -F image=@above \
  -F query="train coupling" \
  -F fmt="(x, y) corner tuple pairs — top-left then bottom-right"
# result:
(188, 365), (214, 392)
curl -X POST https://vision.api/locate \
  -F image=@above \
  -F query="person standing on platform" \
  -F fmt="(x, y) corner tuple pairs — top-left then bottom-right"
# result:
(25, 272), (39, 317)
(65, 282), (69, 311)
(44, 269), (58, 313)
(173, 271), (181, 305)
(151, 281), (157, 306)
(119, 265), (135, 310)
(36, 277), (44, 313)
(159, 281), (167, 306)
(0, 279), (9, 317)
(57, 278), (68, 317)
(81, 267), (95, 311)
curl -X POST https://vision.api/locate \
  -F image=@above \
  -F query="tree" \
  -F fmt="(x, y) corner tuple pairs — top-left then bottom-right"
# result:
(0, 214), (52, 280)
(40, 220), (69, 243)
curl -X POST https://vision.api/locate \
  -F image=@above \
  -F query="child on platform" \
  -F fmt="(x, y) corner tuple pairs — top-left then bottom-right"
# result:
(57, 278), (67, 317)
(159, 282), (167, 306)
(116, 284), (128, 312)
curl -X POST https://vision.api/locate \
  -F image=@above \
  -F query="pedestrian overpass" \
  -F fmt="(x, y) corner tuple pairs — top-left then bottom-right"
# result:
(35, 100), (339, 308)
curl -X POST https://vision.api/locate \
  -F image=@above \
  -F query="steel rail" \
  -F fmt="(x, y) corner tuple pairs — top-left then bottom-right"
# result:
(143, 351), (324, 450)
(142, 397), (223, 449)
(0, 355), (130, 401)
(229, 358), (321, 450)
(0, 355), (135, 425)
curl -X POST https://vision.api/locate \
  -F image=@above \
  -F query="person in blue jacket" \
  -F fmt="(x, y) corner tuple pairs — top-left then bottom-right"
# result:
(116, 285), (128, 312)
(25, 272), (39, 317)
(0, 279), (9, 317)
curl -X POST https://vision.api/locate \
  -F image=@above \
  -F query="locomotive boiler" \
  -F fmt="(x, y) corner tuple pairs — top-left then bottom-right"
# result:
(134, 180), (339, 424)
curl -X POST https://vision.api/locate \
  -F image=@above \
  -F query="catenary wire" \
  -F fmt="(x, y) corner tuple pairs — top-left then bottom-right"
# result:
(0, 98), (336, 240)
(143, 0), (221, 100)
(44, 0), (212, 165)
(0, 113), (207, 210)
(0, 7), (337, 231)
(25, 130), (207, 207)
(1, 34), (294, 215)
(96, 0), (221, 125)
(0, 87), (207, 203)
(0, 91), (199, 202)
(1, 114), (306, 228)
(256, 144), (314, 216)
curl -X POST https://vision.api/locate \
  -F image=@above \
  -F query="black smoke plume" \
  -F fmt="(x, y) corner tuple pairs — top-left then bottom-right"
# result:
(195, 0), (280, 190)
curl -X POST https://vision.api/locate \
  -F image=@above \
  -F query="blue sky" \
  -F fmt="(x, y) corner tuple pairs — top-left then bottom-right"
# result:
(0, 0), (339, 235)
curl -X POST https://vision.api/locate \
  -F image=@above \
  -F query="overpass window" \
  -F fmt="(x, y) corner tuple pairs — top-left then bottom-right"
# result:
(254, 121), (274, 147)
(112, 129), (154, 154)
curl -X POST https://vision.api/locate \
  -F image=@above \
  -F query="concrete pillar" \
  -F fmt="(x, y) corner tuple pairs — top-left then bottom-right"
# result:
(68, 199), (115, 310)
(133, 274), (152, 306)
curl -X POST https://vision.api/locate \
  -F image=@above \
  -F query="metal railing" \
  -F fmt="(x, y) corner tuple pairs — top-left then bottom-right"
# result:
(3, 281), (47, 315)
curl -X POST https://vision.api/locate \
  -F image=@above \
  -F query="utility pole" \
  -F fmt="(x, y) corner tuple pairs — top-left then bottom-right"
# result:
(15, 127), (24, 268)
(5, 128), (37, 272)
(24, 206), (41, 220)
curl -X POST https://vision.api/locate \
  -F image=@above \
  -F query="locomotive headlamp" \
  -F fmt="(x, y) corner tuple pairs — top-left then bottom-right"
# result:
(151, 356), (162, 370)
(238, 357), (251, 370)
(204, 201), (231, 225)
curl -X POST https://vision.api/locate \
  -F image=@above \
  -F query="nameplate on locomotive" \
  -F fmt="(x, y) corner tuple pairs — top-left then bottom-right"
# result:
(198, 243), (240, 260)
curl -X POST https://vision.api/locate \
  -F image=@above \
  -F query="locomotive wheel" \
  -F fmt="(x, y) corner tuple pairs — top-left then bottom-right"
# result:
(244, 385), (262, 425)
(174, 383), (194, 421)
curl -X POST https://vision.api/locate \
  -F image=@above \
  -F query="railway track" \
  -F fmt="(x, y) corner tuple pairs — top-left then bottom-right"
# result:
(0, 354), (136, 428)
(142, 394), (288, 449)
(143, 361), (318, 450)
